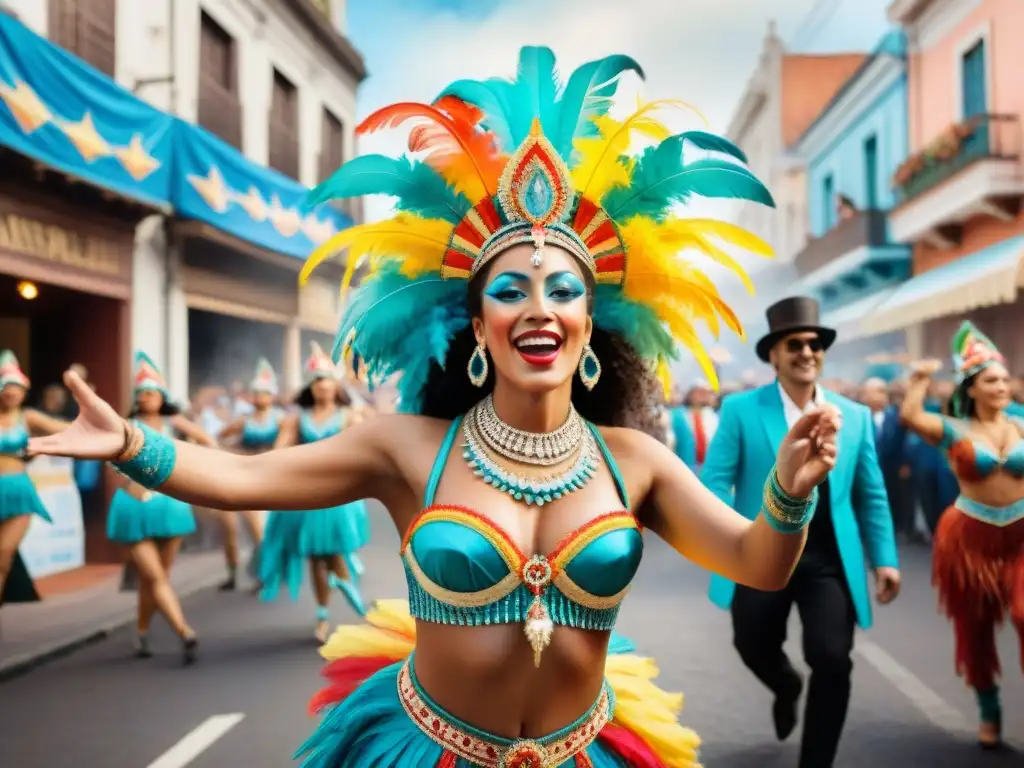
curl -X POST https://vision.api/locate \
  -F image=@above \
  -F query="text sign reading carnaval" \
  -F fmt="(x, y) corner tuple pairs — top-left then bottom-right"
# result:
(0, 213), (121, 275)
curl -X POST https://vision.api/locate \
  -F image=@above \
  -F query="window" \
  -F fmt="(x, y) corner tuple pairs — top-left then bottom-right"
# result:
(197, 12), (241, 147)
(863, 135), (878, 210)
(269, 69), (299, 178)
(49, 0), (117, 77)
(319, 108), (344, 182)
(961, 39), (987, 119)
(822, 174), (835, 231)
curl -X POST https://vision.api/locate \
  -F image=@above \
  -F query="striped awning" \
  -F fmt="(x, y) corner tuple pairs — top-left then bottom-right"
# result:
(862, 235), (1024, 334)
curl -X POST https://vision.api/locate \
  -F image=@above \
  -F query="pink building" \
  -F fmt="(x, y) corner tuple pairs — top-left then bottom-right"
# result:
(866, 0), (1024, 362)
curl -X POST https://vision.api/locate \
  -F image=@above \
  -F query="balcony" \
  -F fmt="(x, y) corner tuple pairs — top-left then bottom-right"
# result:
(795, 209), (888, 277)
(889, 114), (1024, 248)
(198, 75), (242, 150)
(268, 121), (300, 179)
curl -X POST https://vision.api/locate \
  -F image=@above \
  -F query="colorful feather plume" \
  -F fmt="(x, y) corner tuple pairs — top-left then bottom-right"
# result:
(301, 45), (775, 405)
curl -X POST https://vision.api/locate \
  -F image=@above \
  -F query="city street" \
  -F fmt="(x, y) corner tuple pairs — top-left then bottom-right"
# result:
(1, 504), (1020, 767)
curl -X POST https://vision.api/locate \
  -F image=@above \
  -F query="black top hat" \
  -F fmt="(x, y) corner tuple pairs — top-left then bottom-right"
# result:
(755, 296), (836, 362)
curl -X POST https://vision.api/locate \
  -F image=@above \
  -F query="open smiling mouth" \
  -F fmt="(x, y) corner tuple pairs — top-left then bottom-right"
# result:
(514, 330), (563, 366)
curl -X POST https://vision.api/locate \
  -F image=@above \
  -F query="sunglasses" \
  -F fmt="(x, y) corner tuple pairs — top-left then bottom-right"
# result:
(785, 337), (824, 354)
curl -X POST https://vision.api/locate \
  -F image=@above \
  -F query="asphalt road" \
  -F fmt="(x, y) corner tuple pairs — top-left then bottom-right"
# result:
(1, 503), (1021, 767)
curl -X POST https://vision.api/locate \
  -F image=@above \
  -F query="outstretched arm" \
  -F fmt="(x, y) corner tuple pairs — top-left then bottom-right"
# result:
(217, 418), (245, 443)
(28, 371), (403, 512)
(643, 407), (839, 591)
(24, 409), (70, 436)
(900, 360), (945, 444)
(170, 415), (218, 448)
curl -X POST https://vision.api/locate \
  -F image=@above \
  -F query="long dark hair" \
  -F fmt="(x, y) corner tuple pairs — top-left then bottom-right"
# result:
(946, 373), (978, 419)
(295, 380), (351, 409)
(418, 261), (662, 435)
(127, 391), (180, 418)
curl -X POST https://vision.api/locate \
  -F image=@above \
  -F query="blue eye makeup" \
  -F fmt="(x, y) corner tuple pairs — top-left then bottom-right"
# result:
(484, 272), (529, 303)
(545, 272), (586, 303)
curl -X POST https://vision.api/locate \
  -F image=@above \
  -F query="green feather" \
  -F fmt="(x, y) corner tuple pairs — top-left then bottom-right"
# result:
(592, 285), (676, 361)
(305, 155), (471, 224)
(673, 131), (747, 163)
(555, 54), (644, 159)
(603, 134), (774, 221)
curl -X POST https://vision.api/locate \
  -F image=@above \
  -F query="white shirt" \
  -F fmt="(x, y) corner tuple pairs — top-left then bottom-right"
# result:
(778, 382), (824, 430)
(688, 406), (719, 444)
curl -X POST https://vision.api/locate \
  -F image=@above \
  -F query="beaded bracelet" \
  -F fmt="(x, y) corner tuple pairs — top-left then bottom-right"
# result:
(761, 465), (817, 534)
(110, 421), (177, 490)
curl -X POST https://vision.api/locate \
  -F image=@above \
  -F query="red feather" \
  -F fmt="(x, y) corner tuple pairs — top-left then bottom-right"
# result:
(357, 101), (504, 197)
(306, 656), (395, 715)
(597, 724), (670, 768)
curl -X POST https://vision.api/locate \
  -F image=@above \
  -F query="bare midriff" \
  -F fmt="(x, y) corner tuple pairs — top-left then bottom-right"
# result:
(956, 473), (1024, 509)
(0, 455), (25, 474)
(413, 621), (609, 739)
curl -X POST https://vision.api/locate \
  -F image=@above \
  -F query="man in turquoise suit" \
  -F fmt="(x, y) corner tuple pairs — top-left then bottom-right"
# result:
(701, 296), (901, 768)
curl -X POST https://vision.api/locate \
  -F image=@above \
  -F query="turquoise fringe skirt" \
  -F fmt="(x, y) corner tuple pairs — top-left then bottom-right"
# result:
(296, 656), (628, 767)
(106, 488), (196, 544)
(260, 501), (370, 601)
(0, 472), (51, 523)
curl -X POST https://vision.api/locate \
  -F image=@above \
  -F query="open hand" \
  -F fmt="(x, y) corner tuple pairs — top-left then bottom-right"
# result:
(27, 371), (125, 460)
(909, 359), (943, 381)
(775, 405), (842, 499)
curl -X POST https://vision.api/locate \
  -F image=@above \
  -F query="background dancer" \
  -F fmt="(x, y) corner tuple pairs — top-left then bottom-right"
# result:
(106, 352), (216, 663)
(900, 322), (1024, 750)
(215, 358), (280, 592)
(258, 343), (367, 642)
(0, 351), (68, 607)
(703, 296), (901, 768)
(26, 47), (843, 767)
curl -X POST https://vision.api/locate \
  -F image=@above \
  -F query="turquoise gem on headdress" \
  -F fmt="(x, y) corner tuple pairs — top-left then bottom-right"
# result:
(522, 169), (554, 220)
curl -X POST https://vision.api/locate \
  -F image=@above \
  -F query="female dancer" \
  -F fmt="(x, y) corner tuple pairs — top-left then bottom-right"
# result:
(901, 322), (1024, 749)
(0, 350), (67, 605)
(30, 47), (841, 767)
(259, 343), (368, 642)
(107, 351), (216, 662)
(215, 358), (278, 591)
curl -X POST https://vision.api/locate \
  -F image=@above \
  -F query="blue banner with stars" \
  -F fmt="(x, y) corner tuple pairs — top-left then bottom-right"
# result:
(172, 123), (352, 260)
(0, 13), (174, 207)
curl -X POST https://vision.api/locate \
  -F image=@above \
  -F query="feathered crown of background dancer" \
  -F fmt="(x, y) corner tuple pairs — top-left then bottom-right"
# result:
(300, 48), (774, 418)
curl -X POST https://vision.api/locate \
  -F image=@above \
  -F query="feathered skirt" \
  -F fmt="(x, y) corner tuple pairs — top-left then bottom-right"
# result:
(296, 600), (701, 768)
(106, 488), (196, 544)
(259, 502), (370, 601)
(0, 472), (51, 524)
(932, 497), (1024, 688)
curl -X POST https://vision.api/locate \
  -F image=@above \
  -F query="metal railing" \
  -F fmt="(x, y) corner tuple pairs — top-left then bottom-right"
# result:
(793, 209), (889, 277)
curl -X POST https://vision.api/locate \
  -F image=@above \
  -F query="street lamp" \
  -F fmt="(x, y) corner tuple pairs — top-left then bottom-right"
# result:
(16, 281), (38, 300)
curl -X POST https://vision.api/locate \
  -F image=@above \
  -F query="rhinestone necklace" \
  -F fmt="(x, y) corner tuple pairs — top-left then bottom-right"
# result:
(472, 394), (584, 466)
(462, 399), (600, 506)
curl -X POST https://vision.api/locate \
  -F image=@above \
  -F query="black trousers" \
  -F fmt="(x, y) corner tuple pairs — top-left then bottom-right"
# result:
(731, 559), (856, 768)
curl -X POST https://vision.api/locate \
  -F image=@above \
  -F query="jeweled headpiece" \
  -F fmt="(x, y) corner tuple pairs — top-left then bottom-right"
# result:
(132, 351), (168, 398)
(250, 357), (279, 395)
(952, 321), (1004, 382)
(0, 350), (29, 389)
(306, 342), (337, 382)
(300, 47), (776, 412)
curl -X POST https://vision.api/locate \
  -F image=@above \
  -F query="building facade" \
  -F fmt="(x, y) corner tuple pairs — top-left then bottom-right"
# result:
(867, 0), (1024, 362)
(789, 30), (912, 381)
(6, 0), (364, 401)
(715, 21), (867, 379)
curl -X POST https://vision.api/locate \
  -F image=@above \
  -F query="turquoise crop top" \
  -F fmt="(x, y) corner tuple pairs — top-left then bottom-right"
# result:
(938, 415), (1024, 482)
(241, 412), (281, 448)
(298, 409), (343, 444)
(401, 416), (643, 630)
(0, 415), (28, 457)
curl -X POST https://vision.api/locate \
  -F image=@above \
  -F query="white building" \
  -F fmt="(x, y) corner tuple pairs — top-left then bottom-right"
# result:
(5, 0), (364, 400)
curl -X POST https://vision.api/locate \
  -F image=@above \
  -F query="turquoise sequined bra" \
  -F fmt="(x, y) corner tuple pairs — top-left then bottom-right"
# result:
(401, 416), (643, 631)
(298, 410), (343, 444)
(0, 415), (28, 457)
(241, 412), (281, 448)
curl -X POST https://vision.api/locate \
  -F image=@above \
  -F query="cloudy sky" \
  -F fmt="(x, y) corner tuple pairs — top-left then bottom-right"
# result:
(341, 0), (894, 376)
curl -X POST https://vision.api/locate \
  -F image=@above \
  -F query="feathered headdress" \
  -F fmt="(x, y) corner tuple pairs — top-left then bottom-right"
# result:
(306, 342), (337, 382)
(132, 351), (168, 398)
(301, 47), (775, 413)
(250, 357), (279, 395)
(952, 321), (1003, 382)
(0, 350), (30, 389)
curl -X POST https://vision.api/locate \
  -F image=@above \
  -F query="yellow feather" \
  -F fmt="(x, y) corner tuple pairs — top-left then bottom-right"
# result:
(299, 214), (452, 296)
(438, 153), (488, 204)
(656, 358), (673, 399)
(571, 100), (685, 202)
(654, 218), (772, 295)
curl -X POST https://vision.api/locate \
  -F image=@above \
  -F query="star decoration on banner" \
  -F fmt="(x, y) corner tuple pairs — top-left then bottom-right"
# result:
(186, 166), (339, 244)
(0, 78), (162, 179)
(60, 112), (111, 162)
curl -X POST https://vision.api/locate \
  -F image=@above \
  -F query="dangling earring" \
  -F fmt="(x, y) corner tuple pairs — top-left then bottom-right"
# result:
(468, 342), (489, 387)
(578, 344), (601, 391)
